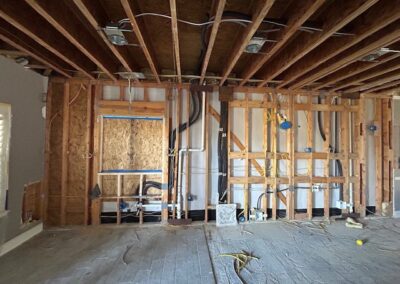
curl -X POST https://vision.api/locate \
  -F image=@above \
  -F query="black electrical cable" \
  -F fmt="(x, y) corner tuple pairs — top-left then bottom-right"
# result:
(137, 84), (203, 198)
(218, 101), (229, 202)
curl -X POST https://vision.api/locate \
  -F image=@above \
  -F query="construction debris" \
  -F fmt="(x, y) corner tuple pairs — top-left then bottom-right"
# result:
(218, 251), (259, 277)
(346, 217), (364, 229)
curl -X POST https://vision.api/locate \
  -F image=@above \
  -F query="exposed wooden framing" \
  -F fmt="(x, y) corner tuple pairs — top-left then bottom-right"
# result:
(219, 0), (275, 86)
(367, 79), (400, 93)
(0, 20), (72, 78)
(258, 0), (377, 87)
(323, 98), (330, 220)
(84, 84), (92, 225)
(359, 97), (367, 217)
(26, 0), (118, 81)
(271, 92), (278, 220)
(169, 0), (181, 83)
(204, 93), (210, 222)
(262, 94), (268, 218)
(353, 100), (361, 214)
(0, 1), (95, 78)
(211, 104), (287, 206)
(306, 96), (313, 219)
(287, 94), (295, 220)
(0, 48), (27, 56)
(227, 101), (231, 204)
(314, 53), (400, 90)
(200, 0), (225, 84)
(42, 82), (53, 225)
(184, 89), (190, 219)
(382, 98), (391, 203)
(293, 20), (400, 90)
(116, 174), (121, 224)
(60, 83), (70, 226)
(346, 72), (400, 93)
(279, 0), (400, 88)
(375, 98), (383, 215)
(239, 0), (324, 86)
(91, 84), (102, 225)
(73, 0), (136, 72)
(172, 88), (181, 219)
(341, 99), (350, 214)
(121, 0), (160, 82)
(161, 88), (171, 222)
(331, 58), (400, 92)
(244, 97), (249, 221)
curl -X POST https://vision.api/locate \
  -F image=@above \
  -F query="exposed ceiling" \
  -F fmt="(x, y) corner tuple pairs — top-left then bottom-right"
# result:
(0, 0), (400, 94)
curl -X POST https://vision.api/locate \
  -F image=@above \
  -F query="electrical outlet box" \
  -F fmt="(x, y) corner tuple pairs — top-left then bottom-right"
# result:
(312, 184), (321, 192)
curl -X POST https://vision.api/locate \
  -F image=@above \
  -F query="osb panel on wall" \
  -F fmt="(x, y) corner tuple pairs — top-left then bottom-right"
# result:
(102, 119), (163, 170)
(67, 83), (89, 224)
(47, 82), (63, 226)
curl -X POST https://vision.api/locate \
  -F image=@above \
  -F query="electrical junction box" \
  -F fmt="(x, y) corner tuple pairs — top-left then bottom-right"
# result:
(249, 208), (267, 222)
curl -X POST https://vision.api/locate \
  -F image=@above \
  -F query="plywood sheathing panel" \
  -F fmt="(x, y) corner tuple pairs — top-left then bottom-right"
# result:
(102, 119), (163, 170)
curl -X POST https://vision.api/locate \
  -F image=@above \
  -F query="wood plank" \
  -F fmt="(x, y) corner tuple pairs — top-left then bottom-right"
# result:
(345, 72), (400, 93)
(323, 98), (330, 220)
(360, 97), (367, 217)
(307, 96), (313, 219)
(185, 89), (190, 219)
(200, 0), (226, 84)
(60, 83), (70, 226)
(84, 83), (92, 225)
(258, 0), (377, 87)
(169, 0), (181, 83)
(287, 94), (295, 220)
(244, 97), (249, 221)
(239, 0), (324, 86)
(73, 0), (136, 72)
(279, 0), (400, 88)
(353, 101), (361, 214)
(0, 19), (71, 77)
(161, 89), (170, 221)
(262, 95), (268, 218)
(121, 0), (160, 82)
(26, 0), (118, 80)
(293, 19), (400, 90)
(375, 98), (383, 215)
(341, 99), (350, 214)
(0, 1), (95, 78)
(172, 88), (181, 219)
(271, 94), (278, 220)
(219, 0), (275, 86)
(204, 94), (210, 222)
(382, 99), (391, 202)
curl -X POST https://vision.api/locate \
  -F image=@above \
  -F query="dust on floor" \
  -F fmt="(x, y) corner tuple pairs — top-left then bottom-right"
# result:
(1, 218), (400, 284)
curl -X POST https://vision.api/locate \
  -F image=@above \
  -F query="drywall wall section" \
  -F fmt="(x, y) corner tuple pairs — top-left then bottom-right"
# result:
(0, 56), (46, 244)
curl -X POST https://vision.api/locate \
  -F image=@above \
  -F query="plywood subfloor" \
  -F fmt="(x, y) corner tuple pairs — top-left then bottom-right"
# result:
(1, 219), (400, 283)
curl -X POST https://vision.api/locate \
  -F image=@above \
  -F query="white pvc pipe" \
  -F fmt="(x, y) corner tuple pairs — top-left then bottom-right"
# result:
(176, 90), (206, 219)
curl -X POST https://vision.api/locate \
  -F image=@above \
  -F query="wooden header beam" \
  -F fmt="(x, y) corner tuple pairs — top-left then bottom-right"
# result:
(239, 0), (324, 86)
(169, 0), (181, 83)
(73, 0), (136, 73)
(26, 0), (119, 81)
(219, 0), (275, 86)
(0, 19), (71, 77)
(199, 0), (226, 84)
(293, 20), (400, 90)
(257, 0), (378, 87)
(121, 0), (160, 83)
(279, 0), (400, 88)
(0, 0), (96, 78)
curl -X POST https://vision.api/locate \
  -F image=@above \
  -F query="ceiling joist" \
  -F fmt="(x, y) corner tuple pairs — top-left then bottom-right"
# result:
(257, 0), (378, 87)
(239, 0), (324, 86)
(0, 0), (95, 78)
(121, 0), (160, 83)
(291, 20), (400, 90)
(199, 0), (226, 84)
(169, 0), (181, 83)
(279, 0), (400, 89)
(345, 70), (400, 93)
(26, 0), (119, 81)
(219, 0), (275, 86)
(72, 0), (136, 73)
(0, 19), (72, 77)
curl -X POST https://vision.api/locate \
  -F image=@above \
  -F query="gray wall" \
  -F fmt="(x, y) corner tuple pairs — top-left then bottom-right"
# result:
(0, 56), (46, 244)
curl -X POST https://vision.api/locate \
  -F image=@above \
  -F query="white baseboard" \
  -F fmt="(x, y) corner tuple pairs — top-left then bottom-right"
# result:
(0, 222), (43, 257)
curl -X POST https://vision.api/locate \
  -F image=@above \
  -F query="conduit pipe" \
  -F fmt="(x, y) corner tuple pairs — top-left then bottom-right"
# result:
(176, 90), (206, 219)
